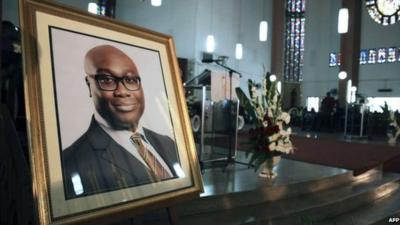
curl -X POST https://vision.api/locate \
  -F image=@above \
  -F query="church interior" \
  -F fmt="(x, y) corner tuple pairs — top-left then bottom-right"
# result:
(1, 0), (400, 224)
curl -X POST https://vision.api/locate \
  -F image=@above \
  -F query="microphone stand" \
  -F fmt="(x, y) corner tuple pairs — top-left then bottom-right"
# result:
(214, 61), (249, 166)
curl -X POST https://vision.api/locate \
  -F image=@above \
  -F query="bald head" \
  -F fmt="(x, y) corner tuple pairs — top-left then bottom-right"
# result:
(84, 45), (145, 131)
(84, 45), (138, 76)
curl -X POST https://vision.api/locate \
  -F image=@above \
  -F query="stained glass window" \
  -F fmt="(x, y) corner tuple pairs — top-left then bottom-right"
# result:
(368, 49), (377, 64)
(377, 48), (387, 63)
(330, 47), (400, 66)
(387, 47), (396, 63)
(284, 0), (306, 82)
(329, 53), (337, 67)
(398, 47), (400, 61)
(360, 50), (368, 64)
(366, 0), (400, 26)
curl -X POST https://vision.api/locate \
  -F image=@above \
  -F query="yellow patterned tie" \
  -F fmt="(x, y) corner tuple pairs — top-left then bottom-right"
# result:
(130, 134), (172, 181)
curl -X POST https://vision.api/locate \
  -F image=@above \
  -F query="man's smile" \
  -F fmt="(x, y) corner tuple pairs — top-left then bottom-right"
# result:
(112, 102), (139, 112)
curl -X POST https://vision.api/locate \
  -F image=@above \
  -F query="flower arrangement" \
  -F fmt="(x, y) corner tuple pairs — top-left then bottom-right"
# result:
(387, 112), (400, 144)
(236, 73), (294, 171)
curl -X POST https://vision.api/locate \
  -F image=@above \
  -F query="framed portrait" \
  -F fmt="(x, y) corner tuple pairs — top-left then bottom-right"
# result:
(19, 0), (202, 224)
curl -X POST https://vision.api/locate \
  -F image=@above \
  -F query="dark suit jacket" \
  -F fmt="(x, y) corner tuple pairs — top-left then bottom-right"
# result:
(62, 117), (179, 199)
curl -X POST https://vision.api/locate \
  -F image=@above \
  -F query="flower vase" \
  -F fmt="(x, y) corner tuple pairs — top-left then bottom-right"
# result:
(259, 156), (281, 179)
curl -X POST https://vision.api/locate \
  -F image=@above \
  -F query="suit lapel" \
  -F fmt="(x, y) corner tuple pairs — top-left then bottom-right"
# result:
(85, 118), (155, 186)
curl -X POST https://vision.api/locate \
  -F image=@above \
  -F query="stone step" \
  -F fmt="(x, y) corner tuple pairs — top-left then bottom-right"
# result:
(268, 173), (400, 225)
(178, 164), (381, 216)
(315, 176), (400, 225)
(178, 172), (400, 225)
(373, 211), (400, 225)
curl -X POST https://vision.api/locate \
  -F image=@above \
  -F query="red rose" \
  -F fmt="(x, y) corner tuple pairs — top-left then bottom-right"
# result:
(263, 113), (272, 125)
(265, 125), (279, 136)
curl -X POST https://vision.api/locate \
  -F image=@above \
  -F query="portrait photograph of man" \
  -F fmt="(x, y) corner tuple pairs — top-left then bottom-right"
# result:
(49, 27), (181, 199)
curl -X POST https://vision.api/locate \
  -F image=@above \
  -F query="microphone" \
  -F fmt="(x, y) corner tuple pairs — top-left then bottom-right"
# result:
(201, 58), (242, 78)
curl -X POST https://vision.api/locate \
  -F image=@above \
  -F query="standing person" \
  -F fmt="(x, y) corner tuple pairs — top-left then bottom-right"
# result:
(321, 92), (335, 113)
(62, 45), (179, 199)
(320, 92), (336, 131)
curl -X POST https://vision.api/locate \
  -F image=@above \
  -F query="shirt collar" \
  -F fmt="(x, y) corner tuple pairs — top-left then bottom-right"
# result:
(94, 110), (145, 137)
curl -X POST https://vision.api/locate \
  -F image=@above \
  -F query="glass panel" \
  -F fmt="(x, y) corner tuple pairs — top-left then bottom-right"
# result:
(300, 35), (305, 48)
(292, 0), (296, 12)
(398, 47), (400, 61)
(368, 49), (377, 64)
(287, 0), (292, 13)
(387, 47), (396, 62)
(296, 0), (301, 12)
(377, 48), (387, 63)
(296, 18), (301, 34)
(360, 50), (368, 64)
(291, 18), (296, 33)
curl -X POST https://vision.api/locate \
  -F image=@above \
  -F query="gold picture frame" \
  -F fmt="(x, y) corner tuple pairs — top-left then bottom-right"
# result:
(19, 0), (202, 224)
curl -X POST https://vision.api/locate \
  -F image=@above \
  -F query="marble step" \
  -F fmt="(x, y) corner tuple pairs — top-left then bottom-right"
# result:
(314, 178), (400, 225)
(178, 172), (400, 225)
(373, 210), (400, 225)
(267, 173), (400, 225)
(178, 164), (381, 216)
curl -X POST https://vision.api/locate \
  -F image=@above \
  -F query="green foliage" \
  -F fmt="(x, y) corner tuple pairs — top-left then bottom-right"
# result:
(235, 87), (260, 127)
(380, 101), (400, 128)
(380, 101), (390, 119)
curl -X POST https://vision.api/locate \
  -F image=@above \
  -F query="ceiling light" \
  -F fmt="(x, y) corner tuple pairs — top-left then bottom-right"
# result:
(151, 0), (162, 7)
(206, 35), (215, 53)
(338, 8), (349, 34)
(259, 21), (268, 42)
(235, 43), (243, 60)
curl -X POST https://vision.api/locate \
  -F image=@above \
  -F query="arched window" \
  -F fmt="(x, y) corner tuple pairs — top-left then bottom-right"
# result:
(284, 0), (306, 82)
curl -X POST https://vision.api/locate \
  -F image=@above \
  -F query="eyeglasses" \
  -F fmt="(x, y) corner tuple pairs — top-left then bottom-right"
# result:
(89, 74), (141, 91)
